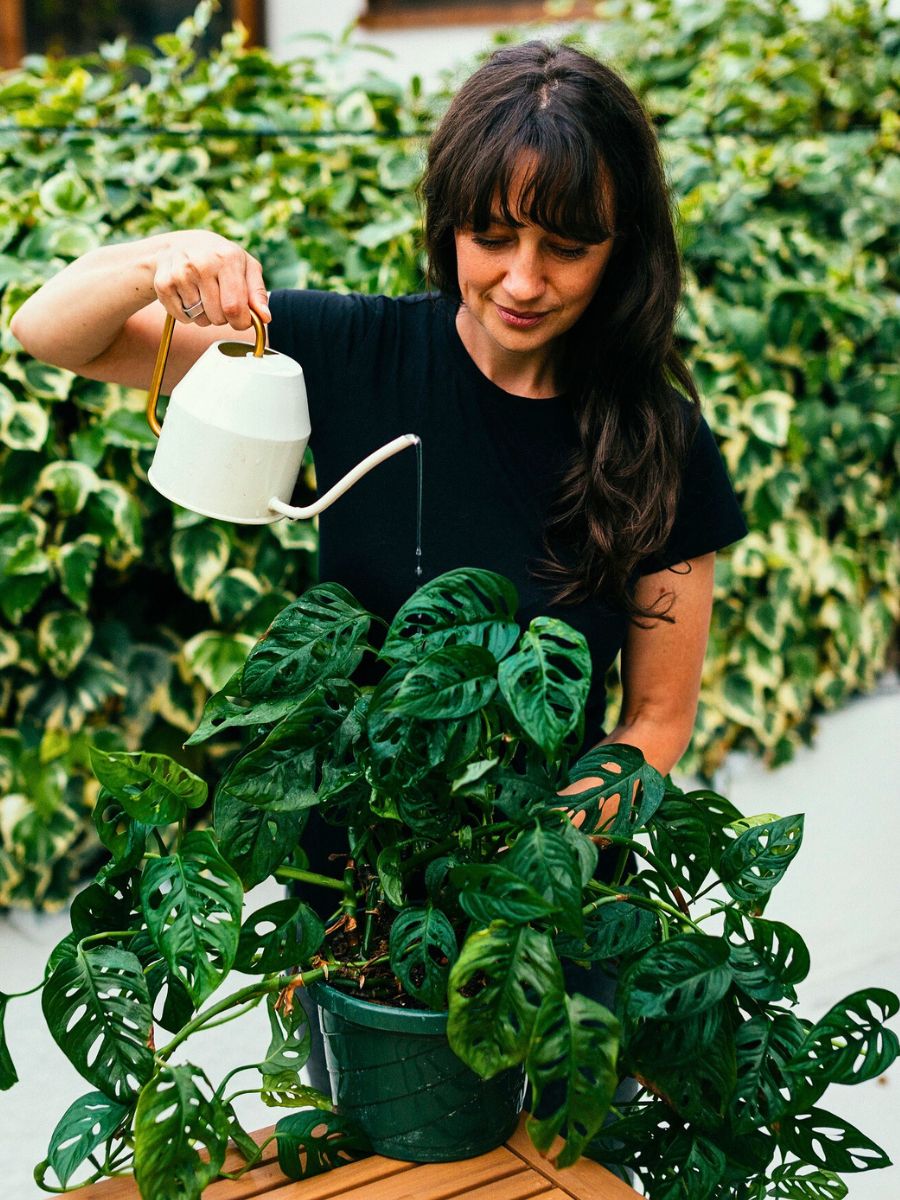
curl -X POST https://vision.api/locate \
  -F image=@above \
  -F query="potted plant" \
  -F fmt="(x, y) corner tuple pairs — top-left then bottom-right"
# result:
(1, 567), (896, 1199)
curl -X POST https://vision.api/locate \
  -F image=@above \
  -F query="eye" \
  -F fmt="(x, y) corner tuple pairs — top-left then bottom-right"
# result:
(549, 244), (589, 260)
(471, 235), (509, 250)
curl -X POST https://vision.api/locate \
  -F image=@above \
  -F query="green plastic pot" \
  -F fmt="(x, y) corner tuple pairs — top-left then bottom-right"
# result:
(309, 982), (525, 1161)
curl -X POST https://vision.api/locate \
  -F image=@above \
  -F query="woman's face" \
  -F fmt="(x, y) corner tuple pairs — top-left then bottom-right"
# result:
(453, 162), (616, 360)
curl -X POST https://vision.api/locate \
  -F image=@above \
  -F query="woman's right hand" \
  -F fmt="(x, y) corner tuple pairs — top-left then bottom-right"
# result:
(148, 230), (271, 331)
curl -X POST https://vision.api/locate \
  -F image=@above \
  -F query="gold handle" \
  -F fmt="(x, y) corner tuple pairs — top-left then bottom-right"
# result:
(146, 310), (267, 438)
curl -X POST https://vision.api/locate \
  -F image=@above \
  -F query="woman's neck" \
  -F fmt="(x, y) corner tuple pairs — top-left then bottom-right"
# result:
(455, 306), (561, 399)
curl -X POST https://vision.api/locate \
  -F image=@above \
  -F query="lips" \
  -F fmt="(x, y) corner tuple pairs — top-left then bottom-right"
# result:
(494, 303), (549, 329)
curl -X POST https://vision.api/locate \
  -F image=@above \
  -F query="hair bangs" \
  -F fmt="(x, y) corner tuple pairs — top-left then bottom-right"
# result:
(459, 119), (614, 244)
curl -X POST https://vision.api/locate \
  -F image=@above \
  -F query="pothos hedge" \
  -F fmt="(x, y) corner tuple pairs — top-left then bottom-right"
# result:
(2, 0), (898, 910)
(0, 568), (896, 1198)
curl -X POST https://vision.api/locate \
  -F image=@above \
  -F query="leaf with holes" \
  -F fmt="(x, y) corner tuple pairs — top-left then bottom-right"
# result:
(259, 993), (314, 1098)
(784, 989), (900, 1109)
(651, 1133), (727, 1200)
(720, 814), (804, 903)
(41, 945), (153, 1102)
(730, 1010), (807, 1131)
(777, 1108), (892, 1173)
(558, 899), (658, 963)
(235, 898), (324, 973)
(44, 1090), (129, 1187)
(564, 744), (666, 836)
(726, 910), (810, 1004)
(89, 748), (207, 826)
(525, 991), (620, 1167)
(386, 645), (498, 719)
(140, 830), (243, 1006)
(448, 921), (563, 1077)
(623, 934), (733, 1022)
(389, 906), (458, 1010)
(381, 567), (520, 664)
(213, 788), (306, 889)
(133, 1064), (230, 1200)
(765, 1161), (848, 1199)
(648, 793), (712, 896)
(241, 582), (370, 698)
(498, 618), (591, 757)
(275, 1109), (371, 1180)
(185, 667), (299, 746)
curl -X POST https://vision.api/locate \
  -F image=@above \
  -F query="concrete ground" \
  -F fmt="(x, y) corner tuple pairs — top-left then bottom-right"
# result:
(1, 678), (897, 1199)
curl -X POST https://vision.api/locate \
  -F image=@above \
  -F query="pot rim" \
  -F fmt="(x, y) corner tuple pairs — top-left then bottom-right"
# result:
(309, 980), (449, 1034)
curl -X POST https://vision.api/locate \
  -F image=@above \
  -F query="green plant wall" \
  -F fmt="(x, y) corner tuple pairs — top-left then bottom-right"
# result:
(0, 0), (897, 906)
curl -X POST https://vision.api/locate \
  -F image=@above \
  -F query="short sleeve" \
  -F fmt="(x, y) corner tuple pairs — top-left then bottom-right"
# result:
(637, 412), (748, 575)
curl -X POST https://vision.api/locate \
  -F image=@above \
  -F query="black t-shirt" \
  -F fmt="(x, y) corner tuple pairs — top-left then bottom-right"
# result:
(267, 289), (748, 743)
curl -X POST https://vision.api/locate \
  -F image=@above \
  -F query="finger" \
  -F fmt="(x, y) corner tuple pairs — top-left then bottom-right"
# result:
(245, 255), (271, 323)
(214, 251), (255, 331)
(154, 267), (204, 325)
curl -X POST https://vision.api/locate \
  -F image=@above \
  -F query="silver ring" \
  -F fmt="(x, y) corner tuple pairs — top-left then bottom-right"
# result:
(182, 300), (205, 319)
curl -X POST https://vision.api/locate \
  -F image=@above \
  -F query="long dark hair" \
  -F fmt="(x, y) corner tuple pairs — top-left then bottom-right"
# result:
(421, 41), (701, 621)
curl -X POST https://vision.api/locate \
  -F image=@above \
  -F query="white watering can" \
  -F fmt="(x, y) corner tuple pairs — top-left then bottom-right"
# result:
(146, 310), (418, 524)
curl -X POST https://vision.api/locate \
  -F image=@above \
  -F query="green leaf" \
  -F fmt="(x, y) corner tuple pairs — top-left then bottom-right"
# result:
(56, 536), (101, 609)
(386, 645), (498, 719)
(140, 830), (243, 1005)
(623, 934), (733, 1022)
(182, 629), (254, 692)
(559, 899), (658, 963)
(448, 921), (563, 1077)
(498, 617), (591, 756)
(650, 1133), (727, 1200)
(235, 898), (324, 973)
(525, 991), (620, 1167)
(1, 398), (48, 450)
(92, 788), (150, 872)
(564, 744), (666, 836)
(785, 989), (900, 1108)
(46, 1090), (129, 1187)
(219, 685), (348, 812)
(133, 1064), (230, 1200)
(454, 863), (556, 927)
(731, 1010), (807, 1132)
(389, 905), (458, 1010)
(275, 1109), (371, 1181)
(765, 1161), (848, 1199)
(375, 843), (406, 908)
(778, 1108), (892, 1173)
(42, 945), (154, 1102)
(89, 748), (207, 826)
(505, 824), (584, 936)
(240, 582), (370, 698)
(648, 793), (712, 895)
(213, 787), (306, 889)
(36, 460), (100, 516)
(0, 993), (17, 1089)
(171, 524), (231, 601)
(726, 911), (810, 1003)
(381, 567), (519, 664)
(720, 814), (804, 902)
(259, 993), (312, 1087)
(37, 610), (93, 678)
(185, 667), (299, 745)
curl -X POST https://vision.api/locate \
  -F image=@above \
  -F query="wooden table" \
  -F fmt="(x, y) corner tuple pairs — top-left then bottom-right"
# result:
(71, 1114), (639, 1199)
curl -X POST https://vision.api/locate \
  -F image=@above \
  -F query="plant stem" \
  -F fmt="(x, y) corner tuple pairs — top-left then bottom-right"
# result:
(584, 881), (702, 933)
(275, 866), (353, 893)
(78, 929), (139, 949)
(157, 967), (327, 1061)
(198, 996), (263, 1031)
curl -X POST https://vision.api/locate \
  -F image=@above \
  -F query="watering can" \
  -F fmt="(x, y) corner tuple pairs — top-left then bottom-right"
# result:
(145, 311), (418, 524)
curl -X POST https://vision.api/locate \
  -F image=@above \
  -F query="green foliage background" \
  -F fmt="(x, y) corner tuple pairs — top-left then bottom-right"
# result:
(0, 0), (897, 906)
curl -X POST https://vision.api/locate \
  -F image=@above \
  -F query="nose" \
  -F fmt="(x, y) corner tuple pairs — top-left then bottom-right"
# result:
(503, 244), (546, 304)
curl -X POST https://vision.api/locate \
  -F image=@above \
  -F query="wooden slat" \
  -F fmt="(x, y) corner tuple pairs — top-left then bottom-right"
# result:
(505, 1122), (640, 1199)
(207, 1153), (416, 1199)
(450, 1169), (556, 1200)
(258, 1145), (524, 1200)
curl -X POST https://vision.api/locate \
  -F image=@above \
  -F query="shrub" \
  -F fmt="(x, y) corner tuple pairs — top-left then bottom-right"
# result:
(0, 0), (896, 905)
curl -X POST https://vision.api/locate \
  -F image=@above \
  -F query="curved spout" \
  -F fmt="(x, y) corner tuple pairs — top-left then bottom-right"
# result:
(268, 433), (420, 520)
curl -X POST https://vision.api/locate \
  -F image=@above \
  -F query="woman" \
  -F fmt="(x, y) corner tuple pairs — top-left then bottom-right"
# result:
(11, 41), (746, 1116)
